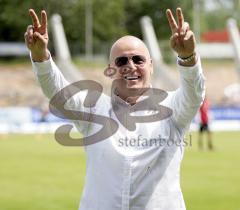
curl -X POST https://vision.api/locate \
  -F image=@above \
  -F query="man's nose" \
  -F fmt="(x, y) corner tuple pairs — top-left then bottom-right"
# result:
(119, 59), (137, 75)
(126, 59), (137, 70)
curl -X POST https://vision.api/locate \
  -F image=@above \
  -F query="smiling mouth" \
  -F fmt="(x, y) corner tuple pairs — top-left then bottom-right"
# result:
(124, 76), (141, 81)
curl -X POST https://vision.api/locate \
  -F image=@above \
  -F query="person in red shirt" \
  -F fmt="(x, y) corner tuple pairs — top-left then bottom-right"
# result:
(198, 97), (214, 150)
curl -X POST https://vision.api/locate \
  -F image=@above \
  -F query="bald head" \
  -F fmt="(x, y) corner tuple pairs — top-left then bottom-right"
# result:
(109, 35), (151, 63)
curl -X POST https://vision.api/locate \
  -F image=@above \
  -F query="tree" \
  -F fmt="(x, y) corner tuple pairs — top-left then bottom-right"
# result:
(0, 0), (126, 54)
(0, 0), (194, 55)
(124, 0), (193, 40)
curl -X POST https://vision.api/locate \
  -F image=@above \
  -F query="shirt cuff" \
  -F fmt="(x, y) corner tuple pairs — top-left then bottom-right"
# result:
(177, 56), (203, 80)
(30, 51), (54, 75)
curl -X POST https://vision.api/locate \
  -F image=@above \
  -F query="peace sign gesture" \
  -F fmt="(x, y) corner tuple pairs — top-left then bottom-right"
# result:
(166, 8), (196, 60)
(24, 9), (49, 62)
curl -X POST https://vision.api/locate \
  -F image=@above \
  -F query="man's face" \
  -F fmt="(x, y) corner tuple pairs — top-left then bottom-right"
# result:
(109, 37), (153, 93)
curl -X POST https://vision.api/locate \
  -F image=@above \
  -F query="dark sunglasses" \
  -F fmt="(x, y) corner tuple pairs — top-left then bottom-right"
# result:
(115, 55), (146, 67)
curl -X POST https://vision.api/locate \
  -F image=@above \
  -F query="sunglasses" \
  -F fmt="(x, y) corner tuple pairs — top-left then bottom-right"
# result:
(114, 55), (146, 67)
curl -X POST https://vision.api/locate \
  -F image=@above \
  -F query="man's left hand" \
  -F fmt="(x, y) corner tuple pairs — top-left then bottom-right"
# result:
(166, 8), (196, 60)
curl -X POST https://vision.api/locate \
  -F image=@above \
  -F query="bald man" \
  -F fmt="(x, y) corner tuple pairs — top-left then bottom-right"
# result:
(25, 8), (205, 210)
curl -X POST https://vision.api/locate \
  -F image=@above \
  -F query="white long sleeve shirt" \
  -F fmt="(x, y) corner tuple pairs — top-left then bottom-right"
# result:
(31, 55), (205, 210)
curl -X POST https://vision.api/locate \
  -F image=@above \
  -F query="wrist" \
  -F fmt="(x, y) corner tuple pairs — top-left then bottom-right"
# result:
(177, 52), (198, 67)
(31, 50), (49, 62)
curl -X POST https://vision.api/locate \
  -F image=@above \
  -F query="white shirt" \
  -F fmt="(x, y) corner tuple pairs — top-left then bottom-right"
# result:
(32, 55), (205, 210)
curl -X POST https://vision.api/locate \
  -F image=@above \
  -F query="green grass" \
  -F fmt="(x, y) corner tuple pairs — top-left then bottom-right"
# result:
(182, 131), (240, 210)
(0, 134), (86, 210)
(0, 131), (240, 210)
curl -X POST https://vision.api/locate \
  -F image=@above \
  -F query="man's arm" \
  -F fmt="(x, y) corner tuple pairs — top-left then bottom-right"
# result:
(166, 8), (205, 130)
(24, 9), (83, 110)
(30, 53), (72, 100)
(24, 9), (97, 137)
(170, 57), (205, 130)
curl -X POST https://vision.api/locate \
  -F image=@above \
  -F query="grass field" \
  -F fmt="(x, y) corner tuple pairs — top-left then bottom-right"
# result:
(0, 131), (240, 210)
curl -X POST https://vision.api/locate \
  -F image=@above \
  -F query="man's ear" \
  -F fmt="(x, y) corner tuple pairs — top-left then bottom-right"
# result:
(104, 64), (117, 78)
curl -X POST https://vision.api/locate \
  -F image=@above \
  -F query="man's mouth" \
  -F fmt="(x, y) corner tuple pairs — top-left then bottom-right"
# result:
(124, 75), (141, 81)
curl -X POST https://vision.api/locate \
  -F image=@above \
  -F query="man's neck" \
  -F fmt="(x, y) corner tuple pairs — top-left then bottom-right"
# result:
(113, 87), (149, 106)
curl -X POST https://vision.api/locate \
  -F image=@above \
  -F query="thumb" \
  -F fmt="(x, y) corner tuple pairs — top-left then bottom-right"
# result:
(33, 32), (45, 43)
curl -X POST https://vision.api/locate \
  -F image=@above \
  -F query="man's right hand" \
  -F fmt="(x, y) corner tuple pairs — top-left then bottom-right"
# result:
(24, 9), (49, 62)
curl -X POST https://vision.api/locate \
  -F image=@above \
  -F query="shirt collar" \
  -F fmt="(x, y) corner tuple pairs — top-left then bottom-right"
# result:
(111, 84), (154, 107)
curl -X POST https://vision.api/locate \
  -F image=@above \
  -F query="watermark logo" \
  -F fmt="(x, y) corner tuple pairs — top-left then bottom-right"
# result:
(49, 69), (173, 146)
(118, 134), (193, 148)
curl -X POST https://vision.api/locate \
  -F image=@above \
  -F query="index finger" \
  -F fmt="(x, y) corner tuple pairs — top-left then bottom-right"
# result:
(176, 8), (184, 28)
(166, 9), (178, 34)
(29, 9), (40, 28)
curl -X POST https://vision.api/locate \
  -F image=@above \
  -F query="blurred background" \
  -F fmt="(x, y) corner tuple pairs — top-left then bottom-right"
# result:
(0, 0), (240, 210)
